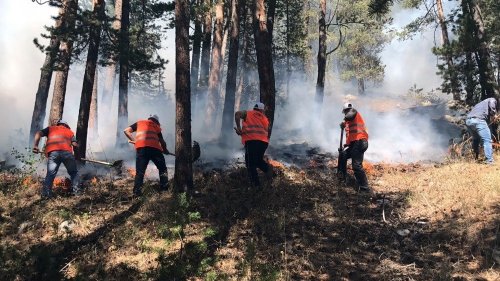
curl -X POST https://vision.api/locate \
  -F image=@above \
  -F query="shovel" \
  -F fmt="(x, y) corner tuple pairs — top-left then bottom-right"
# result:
(129, 140), (201, 162)
(337, 127), (346, 176)
(81, 158), (124, 170)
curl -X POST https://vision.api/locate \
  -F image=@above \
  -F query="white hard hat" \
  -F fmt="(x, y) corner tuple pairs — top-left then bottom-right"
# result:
(253, 102), (265, 110)
(149, 114), (159, 122)
(342, 103), (353, 112)
(57, 119), (69, 126)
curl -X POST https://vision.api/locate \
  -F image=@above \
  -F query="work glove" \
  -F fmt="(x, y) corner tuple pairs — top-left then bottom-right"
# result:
(340, 122), (346, 129)
(493, 114), (500, 124)
(32, 147), (40, 154)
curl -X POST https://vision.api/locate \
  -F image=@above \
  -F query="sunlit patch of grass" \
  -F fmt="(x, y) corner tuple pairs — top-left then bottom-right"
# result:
(376, 160), (500, 223)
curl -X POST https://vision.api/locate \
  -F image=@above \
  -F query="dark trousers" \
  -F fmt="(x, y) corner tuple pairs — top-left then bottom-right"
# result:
(245, 140), (270, 187)
(339, 139), (369, 187)
(134, 147), (168, 194)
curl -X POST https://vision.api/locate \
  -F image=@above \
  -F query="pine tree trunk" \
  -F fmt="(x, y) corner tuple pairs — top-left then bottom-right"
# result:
(174, 0), (194, 193)
(191, 0), (203, 107)
(101, 0), (122, 113)
(220, 0), (240, 143)
(470, 0), (497, 99)
(89, 72), (98, 138)
(205, 0), (224, 131)
(235, 0), (249, 111)
(315, 0), (326, 109)
(357, 78), (365, 95)
(29, 1), (68, 142)
(198, 0), (213, 106)
(285, 0), (290, 100)
(253, 0), (276, 137)
(116, 0), (130, 149)
(75, 0), (105, 161)
(465, 51), (475, 104)
(436, 0), (460, 100)
(49, 0), (79, 125)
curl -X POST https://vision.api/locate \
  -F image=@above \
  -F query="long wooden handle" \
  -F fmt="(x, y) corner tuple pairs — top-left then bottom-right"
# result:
(339, 127), (344, 152)
(81, 158), (112, 166)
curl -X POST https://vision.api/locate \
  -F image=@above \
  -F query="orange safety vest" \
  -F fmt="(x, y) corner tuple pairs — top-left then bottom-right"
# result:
(134, 120), (163, 151)
(45, 125), (74, 155)
(345, 112), (369, 145)
(241, 110), (269, 144)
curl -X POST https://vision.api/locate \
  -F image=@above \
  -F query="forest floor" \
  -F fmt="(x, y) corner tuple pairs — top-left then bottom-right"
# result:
(0, 149), (499, 280)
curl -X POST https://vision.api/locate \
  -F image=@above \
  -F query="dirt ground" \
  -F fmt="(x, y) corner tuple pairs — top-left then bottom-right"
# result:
(0, 154), (499, 280)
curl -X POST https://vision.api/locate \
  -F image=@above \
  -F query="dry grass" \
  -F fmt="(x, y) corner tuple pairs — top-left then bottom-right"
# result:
(374, 161), (500, 223)
(0, 152), (499, 280)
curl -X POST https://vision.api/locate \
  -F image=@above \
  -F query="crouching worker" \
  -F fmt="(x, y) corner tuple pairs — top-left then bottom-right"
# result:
(465, 97), (498, 164)
(32, 120), (80, 198)
(124, 114), (169, 196)
(338, 103), (371, 193)
(234, 102), (272, 188)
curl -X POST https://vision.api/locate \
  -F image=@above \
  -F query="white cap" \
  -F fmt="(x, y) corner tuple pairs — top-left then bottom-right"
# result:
(149, 114), (159, 122)
(253, 102), (265, 110)
(342, 102), (353, 112)
(57, 119), (68, 126)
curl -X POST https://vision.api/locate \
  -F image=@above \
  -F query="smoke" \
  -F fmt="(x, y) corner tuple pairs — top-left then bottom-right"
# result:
(0, 1), (460, 169)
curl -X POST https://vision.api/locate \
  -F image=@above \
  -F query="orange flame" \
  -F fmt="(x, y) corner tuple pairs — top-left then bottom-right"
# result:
(22, 176), (34, 187)
(53, 177), (71, 192)
(127, 168), (136, 177)
(268, 159), (285, 169)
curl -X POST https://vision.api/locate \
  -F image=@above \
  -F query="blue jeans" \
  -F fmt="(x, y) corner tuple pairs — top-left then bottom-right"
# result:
(466, 118), (494, 163)
(43, 150), (80, 197)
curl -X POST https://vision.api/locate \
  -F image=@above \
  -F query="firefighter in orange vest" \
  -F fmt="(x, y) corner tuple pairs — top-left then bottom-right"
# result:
(32, 119), (80, 198)
(124, 114), (169, 196)
(234, 102), (272, 188)
(338, 103), (371, 192)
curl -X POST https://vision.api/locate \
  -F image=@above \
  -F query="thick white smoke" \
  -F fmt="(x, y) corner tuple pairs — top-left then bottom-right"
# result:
(0, 1), (459, 168)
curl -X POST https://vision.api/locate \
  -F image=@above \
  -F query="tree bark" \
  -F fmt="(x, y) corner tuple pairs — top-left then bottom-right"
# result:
(436, 0), (460, 100)
(285, 0), (290, 100)
(315, 0), (326, 109)
(191, 0), (203, 107)
(469, 0), (497, 99)
(198, 0), (213, 105)
(49, 0), (79, 125)
(89, 71), (98, 138)
(253, 0), (276, 137)
(29, 1), (68, 143)
(357, 78), (365, 95)
(75, 0), (105, 161)
(205, 0), (224, 131)
(101, 0), (123, 113)
(220, 0), (240, 143)
(235, 0), (249, 111)
(174, 0), (194, 193)
(116, 0), (130, 149)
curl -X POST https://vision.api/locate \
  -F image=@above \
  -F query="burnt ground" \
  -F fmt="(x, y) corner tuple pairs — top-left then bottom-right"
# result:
(0, 156), (499, 280)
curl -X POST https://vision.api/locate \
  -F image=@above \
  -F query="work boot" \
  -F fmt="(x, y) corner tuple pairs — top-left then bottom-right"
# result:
(337, 172), (347, 182)
(159, 183), (169, 192)
(265, 165), (274, 181)
(358, 185), (375, 195)
(133, 187), (142, 197)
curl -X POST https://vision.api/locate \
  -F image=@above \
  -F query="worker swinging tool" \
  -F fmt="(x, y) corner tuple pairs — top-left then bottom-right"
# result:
(337, 103), (372, 193)
(124, 114), (200, 197)
(32, 119), (81, 198)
